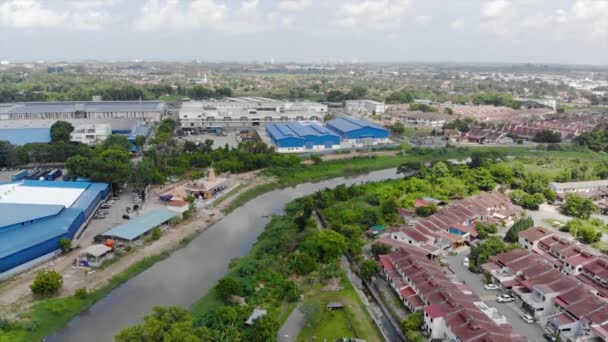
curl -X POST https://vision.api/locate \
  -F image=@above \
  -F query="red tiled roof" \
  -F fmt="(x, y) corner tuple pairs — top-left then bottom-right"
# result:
(415, 198), (432, 208)
(519, 226), (553, 242)
(407, 295), (425, 308)
(402, 226), (432, 243)
(550, 312), (577, 326)
(400, 286), (416, 298)
(397, 208), (415, 217)
(425, 304), (445, 319)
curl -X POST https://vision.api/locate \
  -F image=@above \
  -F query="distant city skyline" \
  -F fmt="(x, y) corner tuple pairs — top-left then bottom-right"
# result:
(0, 0), (607, 65)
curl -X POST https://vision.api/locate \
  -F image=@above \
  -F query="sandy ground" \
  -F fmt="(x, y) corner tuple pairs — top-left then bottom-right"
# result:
(0, 171), (273, 317)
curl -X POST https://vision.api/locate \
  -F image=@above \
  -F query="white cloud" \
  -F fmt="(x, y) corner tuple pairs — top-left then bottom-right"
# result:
(332, 0), (413, 32)
(279, 0), (312, 11)
(414, 15), (431, 25)
(450, 19), (465, 30)
(134, 0), (295, 33)
(0, 0), (111, 30)
(481, 0), (510, 19)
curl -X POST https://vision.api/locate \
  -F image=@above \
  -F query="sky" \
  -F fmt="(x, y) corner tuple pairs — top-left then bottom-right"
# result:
(0, 0), (607, 65)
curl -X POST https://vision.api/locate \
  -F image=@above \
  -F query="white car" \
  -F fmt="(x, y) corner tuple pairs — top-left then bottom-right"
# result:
(484, 284), (499, 290)
(496, 294), (514, 303)
(463, 257), (470, 267)
(521, 314), (535, 323)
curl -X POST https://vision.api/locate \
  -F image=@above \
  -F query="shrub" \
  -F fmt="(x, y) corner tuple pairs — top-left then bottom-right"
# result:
(59, 238), (72, 253)
(151, 227), (162, 241)
(75, 287), (88, 299)
(30, 270), (63, 297)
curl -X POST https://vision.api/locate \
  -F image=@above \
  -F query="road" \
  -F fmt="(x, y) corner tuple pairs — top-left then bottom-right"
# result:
(446, 251), (546, 341)
(277, 304), (304, 342)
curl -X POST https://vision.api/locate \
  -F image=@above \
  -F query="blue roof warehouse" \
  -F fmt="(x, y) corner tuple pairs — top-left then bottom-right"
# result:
(266, 122), (341, 152)
(0, 180), (110, 277)
(326, 117), (389, 142)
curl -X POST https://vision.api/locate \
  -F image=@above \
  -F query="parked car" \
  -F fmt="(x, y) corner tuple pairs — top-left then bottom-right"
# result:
(93, 215), (105, 220)
(122, 214), (131, 220)
(98, 211), (110, 215)
(463, 257), (470, 268)
(101, 204), (112, 209)
(484, 284), (499, 290)
(543, 333), (557, 342)
(126, 207), (132, 213)
(521, 314), (535, 323)
(496, 294), (514, 303)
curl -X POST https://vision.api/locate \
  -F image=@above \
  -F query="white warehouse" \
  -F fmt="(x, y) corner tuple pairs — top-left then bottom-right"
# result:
(179, 97), (328, 129)
(345, 100), (385, 115)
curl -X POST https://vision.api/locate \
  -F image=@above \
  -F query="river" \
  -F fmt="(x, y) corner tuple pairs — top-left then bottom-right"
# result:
(47, 168), (401, 342)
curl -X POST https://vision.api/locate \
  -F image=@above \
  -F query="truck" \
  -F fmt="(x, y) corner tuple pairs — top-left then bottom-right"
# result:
(46, 169), (63, 181)
(10, 169), (29, 181)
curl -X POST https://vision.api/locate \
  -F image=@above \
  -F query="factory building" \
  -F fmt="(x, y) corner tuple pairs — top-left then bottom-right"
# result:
(266, 122), (341, 153)
(0, 101), (167, 130)
(326, 117), (389, 145)
(179, 97), (328, 129)
(345, 100), (385, 115)
(0, 180), (110, 277)
(70, 124), (112, 146)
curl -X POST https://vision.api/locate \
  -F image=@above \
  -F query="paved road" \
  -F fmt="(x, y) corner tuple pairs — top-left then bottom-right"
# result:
(446, 251), (546, 341)
(278, 304), (304, 342)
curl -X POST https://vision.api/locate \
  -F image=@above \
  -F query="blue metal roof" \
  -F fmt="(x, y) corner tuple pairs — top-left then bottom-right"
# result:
(0, 203), (64, 229)
(0, 128), (50, 145)
(0, 208), (82, 258)
(2, 101), (165, 114)
(100, 209), (178, 241)
(326, 117), (385, 133)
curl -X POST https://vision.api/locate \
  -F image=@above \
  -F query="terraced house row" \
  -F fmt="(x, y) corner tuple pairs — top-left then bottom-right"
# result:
(380, 245), (524, 341)
(385, 192), (520, 254)
(482, 226), (608, 341)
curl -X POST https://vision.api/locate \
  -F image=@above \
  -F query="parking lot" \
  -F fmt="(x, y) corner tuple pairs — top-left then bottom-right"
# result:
(446, 251), (546, 341)
(76, 186), (146, 245)
(179, 132), (240, 149)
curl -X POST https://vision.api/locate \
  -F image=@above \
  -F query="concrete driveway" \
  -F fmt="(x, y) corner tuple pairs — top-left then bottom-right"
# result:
(446, 251), (546, 341)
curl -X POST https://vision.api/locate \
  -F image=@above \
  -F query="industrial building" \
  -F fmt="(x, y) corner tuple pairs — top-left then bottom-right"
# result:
(326, 117), (389, 145)
(266, 122), (341, 152)
(98, 208), (178, 243)
(345, 100), (385, 115)
(0, 101), (167, 130)
(179, 97), (328, 129)
(0, 180), (110, 276)
(70, 124), (112, 146)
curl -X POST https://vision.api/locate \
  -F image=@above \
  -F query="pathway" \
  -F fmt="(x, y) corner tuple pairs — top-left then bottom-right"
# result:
(277, 304), (304, 342)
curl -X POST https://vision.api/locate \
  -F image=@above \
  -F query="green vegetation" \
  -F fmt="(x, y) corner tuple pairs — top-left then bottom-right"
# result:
(443, 118), (476, 132)
(505, 216), (534, 242)
(30, 270), (63, 297)
(469, 237), (520, 273)
(573, 126), (608, 152)
(561, 218), (604, 244)
(359, 259), (380, 280)
(0, 252), (170, 342)
(403, 311), (425, 342)
(475, 222), (498, 239)
(59, 238), (72, 253)
(409, 102), (437, 112)
(561, 194), (597, 219)
(49, 121), (74, 143)
(534, 129), (562, 143)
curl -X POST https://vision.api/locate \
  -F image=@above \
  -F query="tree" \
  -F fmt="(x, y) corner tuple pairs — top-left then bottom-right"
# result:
(135, 135), (147, 149)
(115, 306), (205, 342)
(416, 204), (437, 217)
(247, 315), (279, 342)
(371, 242), (392, 256)
(66, 155), (90, 179)
(89, 148), (132, 185)
(409, 103), (436, 112)
(30, 270), (63, 297)
(562, 194), (597, 219)
(475, 222), (498, 239)
(381, 197), (398, 221)
(347, 86), (367, 99)
(565, 219), (603, 243)
(543, 188), (558, 203)
(59, 238), (72, 253)
(469, 237), (519, 273)
(403, 311), (424, 341)
(534, 130), (562, 143)
(151, 227), (162, 241)
(360, 259), (380, 280)
(390, 122), (405, 135)
(386, 90), (414, 104)
(50, 120), (74, 143)
(307, 230), (348, 262)
(509, 190), (544, 210)
(443, 118), (475, 132)
(289, 252), (316, 275)
(216, 276), (243, 301)
(505, 216), (534, 242)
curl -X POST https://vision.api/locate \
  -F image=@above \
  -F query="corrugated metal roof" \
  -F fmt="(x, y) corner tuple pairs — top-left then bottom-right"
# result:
(0, 128), (50, 145)
(100, 209), (178, 241)
(267, 122), (339, 140)
(0, 203), (64, 229)
(326, 116), (385, 133)
(1, 101), (165, 114)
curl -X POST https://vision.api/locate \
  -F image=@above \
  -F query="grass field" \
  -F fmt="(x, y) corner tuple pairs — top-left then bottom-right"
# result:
(0, 252), (170, 342)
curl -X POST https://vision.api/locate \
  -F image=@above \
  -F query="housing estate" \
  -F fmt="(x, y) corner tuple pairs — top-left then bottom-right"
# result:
(380, 245), (524, 341)
(481, 226), (608, 340)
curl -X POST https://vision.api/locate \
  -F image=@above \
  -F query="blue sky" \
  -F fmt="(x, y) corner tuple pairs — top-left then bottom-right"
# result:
(0, 0), (607, 64)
